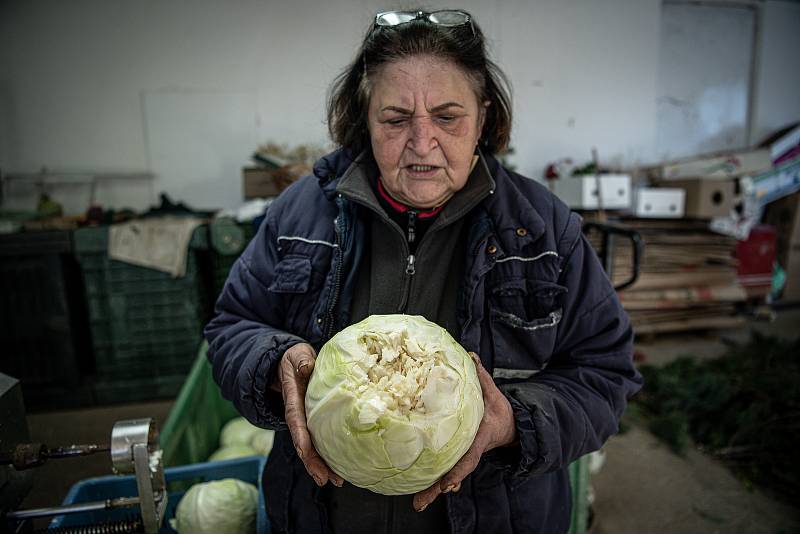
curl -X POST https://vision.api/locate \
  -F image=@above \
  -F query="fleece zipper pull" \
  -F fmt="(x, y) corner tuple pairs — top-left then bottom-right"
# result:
(406, 254), (416, 276)
(407, 210), (417, 245)
(405, 211), (417, 276)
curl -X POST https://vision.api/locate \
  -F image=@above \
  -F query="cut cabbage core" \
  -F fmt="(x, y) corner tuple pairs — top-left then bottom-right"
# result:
(353, 329), (458, 421)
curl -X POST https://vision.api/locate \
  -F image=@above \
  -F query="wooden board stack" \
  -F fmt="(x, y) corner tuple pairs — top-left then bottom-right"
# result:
(586, 218), (747, 335)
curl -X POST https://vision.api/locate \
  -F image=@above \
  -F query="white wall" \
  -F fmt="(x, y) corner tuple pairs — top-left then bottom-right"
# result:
(751, 0), (800, 145)
(498, 0), (661, 175)
(0, 0), (795, 215)
(655, 3), (756, 161)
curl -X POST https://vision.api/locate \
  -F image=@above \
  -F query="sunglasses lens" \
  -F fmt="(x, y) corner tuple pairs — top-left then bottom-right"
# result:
(428, 11), (469, 26)
(376, 11), (418, 26)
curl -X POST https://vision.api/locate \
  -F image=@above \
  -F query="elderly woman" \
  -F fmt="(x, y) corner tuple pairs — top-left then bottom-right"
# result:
(205, 9), (642, 534)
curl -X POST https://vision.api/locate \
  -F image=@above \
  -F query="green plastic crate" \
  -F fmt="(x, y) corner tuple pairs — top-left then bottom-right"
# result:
(0, 230), (94, 411)
(73, 222), (209, 252)
(209, 219), (258, 300)
(73, 225), (210, 399)
(160, 342), (239, 467)
(161, 345), (590, 533)
(569, 454), (589, 534)
(93, 373), (189, 405)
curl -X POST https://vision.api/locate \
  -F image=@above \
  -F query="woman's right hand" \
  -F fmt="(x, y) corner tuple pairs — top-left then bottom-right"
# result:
(276, 342), (344, 488)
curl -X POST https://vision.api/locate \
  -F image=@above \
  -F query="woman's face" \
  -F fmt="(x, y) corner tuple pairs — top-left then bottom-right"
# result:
(367, 56), (486, 209)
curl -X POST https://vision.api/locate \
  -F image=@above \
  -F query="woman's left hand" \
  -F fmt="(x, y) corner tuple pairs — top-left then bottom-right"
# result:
(413, 352), (517, 512)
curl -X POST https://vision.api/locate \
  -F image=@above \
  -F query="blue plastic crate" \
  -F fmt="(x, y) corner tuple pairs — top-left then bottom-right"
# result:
(50, 456), (269, 533)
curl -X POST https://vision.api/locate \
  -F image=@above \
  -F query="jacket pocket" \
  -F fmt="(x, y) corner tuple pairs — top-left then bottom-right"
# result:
(488, 278), (566, 371)
(269, 256), (312, 293)
(268, 256), (314, 334)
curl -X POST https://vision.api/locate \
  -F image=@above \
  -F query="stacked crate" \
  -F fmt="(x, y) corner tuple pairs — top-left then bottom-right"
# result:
(0, 231), (94, 410)
(586, 218), (746, 335)
(73, 225), (210, 403)
(209, 218), (258, 301)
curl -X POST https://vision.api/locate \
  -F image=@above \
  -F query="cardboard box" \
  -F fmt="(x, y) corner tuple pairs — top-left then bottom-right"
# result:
(242, 168), (294, 199)
(653, 148), (772, 180)
(750, 159), (800, 206)
(762, 191), (800, 254)
(736, 224), (776, 299)
(666, 178), (739, 219)
(634, 188), (685, 218)
(551, 174), (631, 210)
(767, 123), (800, 162)
(775, 145), (800, 167)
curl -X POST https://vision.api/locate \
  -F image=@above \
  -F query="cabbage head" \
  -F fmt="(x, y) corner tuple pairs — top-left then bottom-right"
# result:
(305, 314), (484, 495)
(172, 478), (258, 534)
(208, 444), (258, 462)
(250, 428), (275, 456)
(218, 416), (274, 457)
(220, 417), (262, 447)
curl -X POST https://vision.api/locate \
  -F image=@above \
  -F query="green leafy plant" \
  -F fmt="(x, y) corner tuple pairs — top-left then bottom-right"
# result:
(634, 332), (800, 501)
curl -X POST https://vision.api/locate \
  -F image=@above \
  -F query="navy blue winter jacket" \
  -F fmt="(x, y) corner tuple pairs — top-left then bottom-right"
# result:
(204, 148), (643, 534)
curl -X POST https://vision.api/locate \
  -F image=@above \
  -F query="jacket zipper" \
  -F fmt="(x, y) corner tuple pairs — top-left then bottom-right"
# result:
(324, 207), (345, 339)
(460, 221), (495, 344)
(398, 210), (418, 310)
(407, 210), (417, 245)
(405, 210), (417, 276)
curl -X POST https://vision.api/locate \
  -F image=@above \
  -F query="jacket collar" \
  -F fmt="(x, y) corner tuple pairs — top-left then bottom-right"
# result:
(313, 147), (360, 201)
(313, 147), (547, 246)
(479, 154), (547, 247)
(334, 149), (495, 228)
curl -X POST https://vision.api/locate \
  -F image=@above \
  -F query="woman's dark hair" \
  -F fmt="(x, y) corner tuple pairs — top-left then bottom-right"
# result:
(327, 11), (512, 156)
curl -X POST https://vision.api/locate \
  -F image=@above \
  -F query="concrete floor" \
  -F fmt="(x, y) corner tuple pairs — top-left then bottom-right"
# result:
(590, 305), (800, 534)
(13, 307), (800, 533)
(593, 426), (799, 534)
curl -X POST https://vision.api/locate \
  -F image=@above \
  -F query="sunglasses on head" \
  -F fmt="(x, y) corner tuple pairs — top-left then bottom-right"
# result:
(373, 10), (474, 34)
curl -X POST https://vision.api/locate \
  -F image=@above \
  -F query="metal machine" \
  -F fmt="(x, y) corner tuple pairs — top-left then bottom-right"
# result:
(2, 418), (167, 533)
